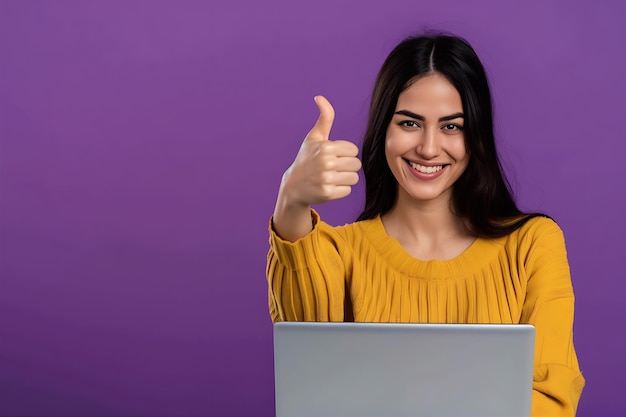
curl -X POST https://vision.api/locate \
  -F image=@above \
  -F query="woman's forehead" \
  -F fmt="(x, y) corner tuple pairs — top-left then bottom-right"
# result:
(396, 74), (463, 115)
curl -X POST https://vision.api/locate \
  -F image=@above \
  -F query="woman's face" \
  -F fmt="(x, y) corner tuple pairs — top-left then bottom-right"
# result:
(385, 73), (469, 206)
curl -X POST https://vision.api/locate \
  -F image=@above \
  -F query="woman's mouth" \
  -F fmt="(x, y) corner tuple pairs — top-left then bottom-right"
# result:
(406, 160), (449, 173)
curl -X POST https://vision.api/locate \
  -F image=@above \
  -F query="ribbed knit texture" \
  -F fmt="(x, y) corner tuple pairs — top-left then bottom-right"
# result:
(266, 210), (585, 416)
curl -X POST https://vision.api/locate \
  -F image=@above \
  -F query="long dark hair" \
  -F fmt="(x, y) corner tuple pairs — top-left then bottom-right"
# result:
(357, 33), (544, 237)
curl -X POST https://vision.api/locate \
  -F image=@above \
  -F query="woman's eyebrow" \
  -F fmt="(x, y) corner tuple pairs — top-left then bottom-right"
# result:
(394, 110), (464, 122)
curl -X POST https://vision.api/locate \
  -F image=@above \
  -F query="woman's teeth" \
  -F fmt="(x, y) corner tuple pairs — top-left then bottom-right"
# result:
(410, 162), (444, 173)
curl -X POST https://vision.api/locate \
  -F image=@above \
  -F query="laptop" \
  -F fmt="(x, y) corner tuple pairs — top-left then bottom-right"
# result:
(273, 322), (535, 417)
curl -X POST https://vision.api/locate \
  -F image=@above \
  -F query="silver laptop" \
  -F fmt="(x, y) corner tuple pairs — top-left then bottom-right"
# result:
(273, 322), (535, 417)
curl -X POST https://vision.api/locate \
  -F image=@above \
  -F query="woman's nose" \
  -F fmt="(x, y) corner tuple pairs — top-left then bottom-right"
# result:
(416, 128), (440, 159)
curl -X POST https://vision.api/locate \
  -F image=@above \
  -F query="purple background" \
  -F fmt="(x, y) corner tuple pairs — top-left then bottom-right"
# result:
(1, 1), (624, 416)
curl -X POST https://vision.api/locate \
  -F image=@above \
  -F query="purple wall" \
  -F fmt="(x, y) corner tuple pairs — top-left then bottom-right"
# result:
(1, 1), (624, 416)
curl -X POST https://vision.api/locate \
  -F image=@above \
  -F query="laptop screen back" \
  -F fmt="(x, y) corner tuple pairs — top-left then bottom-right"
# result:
(273, 322), (535, 417)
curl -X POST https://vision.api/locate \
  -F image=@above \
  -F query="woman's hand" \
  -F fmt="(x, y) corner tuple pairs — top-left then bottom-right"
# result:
(282, 95), (361, 206)
(272, 96), (361, 241)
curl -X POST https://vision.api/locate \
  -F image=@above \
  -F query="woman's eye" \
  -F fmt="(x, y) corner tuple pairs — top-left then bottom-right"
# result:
(443, 124), (463, 131)
(400, 121), (419, 128)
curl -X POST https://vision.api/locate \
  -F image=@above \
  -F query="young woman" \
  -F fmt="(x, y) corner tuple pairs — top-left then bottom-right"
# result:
(266, 33), (585, 416)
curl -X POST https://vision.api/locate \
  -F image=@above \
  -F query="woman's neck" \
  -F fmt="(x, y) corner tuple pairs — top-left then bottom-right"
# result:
(380, 194), (476, 261)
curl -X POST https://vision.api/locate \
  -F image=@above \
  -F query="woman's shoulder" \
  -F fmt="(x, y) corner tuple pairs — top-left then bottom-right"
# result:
(500, 214), (566, 253)
(516, 214), (563, 238)
(307, 210), (380, 239)
(332, 215), (381, 240)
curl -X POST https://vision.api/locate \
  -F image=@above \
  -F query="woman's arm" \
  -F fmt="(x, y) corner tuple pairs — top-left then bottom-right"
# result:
(267, 96), (360, 322)
(520, 218), (585, 416)
(267, 210), (349, 322)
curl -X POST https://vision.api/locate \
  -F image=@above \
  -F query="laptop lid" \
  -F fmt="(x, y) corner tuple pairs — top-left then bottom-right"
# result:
(273, 322), (535, 417)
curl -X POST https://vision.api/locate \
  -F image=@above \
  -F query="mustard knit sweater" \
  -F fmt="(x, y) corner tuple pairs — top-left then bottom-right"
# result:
(266, 210), (585, 416)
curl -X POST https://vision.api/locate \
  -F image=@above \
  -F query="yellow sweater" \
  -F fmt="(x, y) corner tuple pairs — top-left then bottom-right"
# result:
(266, 210), (585, 416)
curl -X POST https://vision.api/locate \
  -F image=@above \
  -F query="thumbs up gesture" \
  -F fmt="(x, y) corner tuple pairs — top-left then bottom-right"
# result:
(282, 96), (362, 206)
(272, 96), (362, 241)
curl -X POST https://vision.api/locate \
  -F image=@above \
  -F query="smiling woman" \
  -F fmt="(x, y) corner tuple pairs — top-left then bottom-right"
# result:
(266, 32), (585, 416)
(384, 74), (469, 227)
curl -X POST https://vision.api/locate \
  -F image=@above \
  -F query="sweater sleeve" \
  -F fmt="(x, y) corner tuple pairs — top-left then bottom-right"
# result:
(266, 210), (348, 323)
(520, 218), (585, 416)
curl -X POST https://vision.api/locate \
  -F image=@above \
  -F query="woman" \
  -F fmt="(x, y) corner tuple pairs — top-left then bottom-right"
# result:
(266, 33), (585, 415)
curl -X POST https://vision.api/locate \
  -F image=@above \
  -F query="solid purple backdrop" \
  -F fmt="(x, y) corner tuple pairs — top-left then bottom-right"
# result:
(1, 1), (624, 416)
